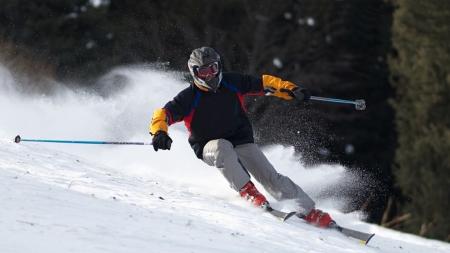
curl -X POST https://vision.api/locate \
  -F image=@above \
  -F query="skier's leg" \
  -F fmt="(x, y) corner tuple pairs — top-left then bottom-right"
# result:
(235, 143), (315, 214)
(202, 139), (250, 191)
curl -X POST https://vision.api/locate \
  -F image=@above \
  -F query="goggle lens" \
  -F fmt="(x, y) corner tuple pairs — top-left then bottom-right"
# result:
(196, 62), (219, 80)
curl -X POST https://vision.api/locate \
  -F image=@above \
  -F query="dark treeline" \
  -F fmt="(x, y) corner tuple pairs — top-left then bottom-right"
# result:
(390, 0), (449, 241)
(0, 0), (448, 240)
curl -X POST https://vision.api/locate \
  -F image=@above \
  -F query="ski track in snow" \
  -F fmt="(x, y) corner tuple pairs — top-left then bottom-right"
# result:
(0, 66), (449, 253)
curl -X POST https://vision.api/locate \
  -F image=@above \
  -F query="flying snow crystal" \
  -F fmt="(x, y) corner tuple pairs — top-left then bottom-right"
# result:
(66, 12), (78, 19)
(345, 144), (355, 155)
(318, 147), (330, 157)
(90, 0), (101, 6)
(273, 58), (283, 69)
(284, 12), (293, 20)
(86, 40), (96, 49)
(307, 17), (315, 26)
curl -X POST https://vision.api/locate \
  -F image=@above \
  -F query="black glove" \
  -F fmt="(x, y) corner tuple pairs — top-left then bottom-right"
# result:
(152, 131), (172, 151)
(293, 87), (311, 102)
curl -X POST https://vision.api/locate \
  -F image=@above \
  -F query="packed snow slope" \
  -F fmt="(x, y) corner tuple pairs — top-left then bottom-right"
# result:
(1, 65), (449, 253)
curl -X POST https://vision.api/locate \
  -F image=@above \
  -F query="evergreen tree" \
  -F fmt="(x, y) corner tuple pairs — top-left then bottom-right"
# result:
(390, 0), (450, 240)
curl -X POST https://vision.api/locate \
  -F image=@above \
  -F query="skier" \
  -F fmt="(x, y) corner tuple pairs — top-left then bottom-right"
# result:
(149, 47), (332, 227)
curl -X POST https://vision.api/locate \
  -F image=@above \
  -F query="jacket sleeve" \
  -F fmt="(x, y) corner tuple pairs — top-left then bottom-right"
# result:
(262, 74), (298, 100)
(149, 108), (169, 135)
(230, 73), (299, 99)
(149, 87), (193, 135)
(232, 74), (264, 95)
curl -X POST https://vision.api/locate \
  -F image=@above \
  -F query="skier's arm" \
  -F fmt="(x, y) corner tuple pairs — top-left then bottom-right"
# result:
(149, 105), (187, 135)
(262, 75), (309, 101)
(149, 88), (193, 151)
(149, 108), (172, 151)
(149, 87), (193, 135)
(235, 73), (309, 100)
(149, 108), (169, 135)
(233, 74), (265, 95)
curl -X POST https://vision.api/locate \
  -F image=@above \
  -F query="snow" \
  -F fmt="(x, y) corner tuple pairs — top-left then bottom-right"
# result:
(1, 65), (449, 253)
(307, 17), (315, 26)
(273, 58), (283, 69)
(284, 12), (293, 20)
(90, 0), (109, 8)
(298, 17), (316, 27)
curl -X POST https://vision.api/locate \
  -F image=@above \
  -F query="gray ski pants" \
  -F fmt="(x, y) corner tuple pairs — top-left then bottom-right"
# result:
(202, 139), (315, 213)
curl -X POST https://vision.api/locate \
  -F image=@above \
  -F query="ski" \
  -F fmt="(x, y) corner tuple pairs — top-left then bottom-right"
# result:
(256, 203), (375, 244)
(262, 203), (297, 222)
(296, 214), (375, 245)
(329, 222), (375, 245)
(259, 204), (375, 244)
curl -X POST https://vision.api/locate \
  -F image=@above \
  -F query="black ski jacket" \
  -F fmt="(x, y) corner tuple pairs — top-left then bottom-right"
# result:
(164, 72), (264, 158)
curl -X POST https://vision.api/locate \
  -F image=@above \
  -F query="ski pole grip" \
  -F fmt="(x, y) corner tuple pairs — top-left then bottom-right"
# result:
(15, 135), (21, 143)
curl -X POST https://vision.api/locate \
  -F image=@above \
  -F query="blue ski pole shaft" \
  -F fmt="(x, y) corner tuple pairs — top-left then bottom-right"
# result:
(14, 135), (152, 145)
(309, 96), (366, 110)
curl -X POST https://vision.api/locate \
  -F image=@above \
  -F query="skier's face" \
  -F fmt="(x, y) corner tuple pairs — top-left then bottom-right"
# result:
(195, 62), (219, 81)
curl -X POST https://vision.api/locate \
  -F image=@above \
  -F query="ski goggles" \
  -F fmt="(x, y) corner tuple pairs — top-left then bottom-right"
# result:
(195, 62), (219, 81)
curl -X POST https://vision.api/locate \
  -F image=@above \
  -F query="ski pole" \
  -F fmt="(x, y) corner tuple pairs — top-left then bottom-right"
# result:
(309, 96), (366, 110)
(14, 135), (152, 145)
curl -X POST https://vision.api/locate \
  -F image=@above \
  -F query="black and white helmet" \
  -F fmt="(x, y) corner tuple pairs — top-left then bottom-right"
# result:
(188, 47), (222, 92)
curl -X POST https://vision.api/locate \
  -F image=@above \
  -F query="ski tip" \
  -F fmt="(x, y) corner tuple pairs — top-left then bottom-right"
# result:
(364, 233), (376, 245)
(283, 211), (297, 222)
(14, 135), (21, 143)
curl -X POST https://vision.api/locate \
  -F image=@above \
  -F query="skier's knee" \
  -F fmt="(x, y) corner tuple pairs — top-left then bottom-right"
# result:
(203, 139), (235, 168)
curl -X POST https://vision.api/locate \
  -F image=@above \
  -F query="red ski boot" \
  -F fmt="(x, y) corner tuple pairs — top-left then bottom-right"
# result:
(239, 181), (268, 207)
(304, 209), (333, 228)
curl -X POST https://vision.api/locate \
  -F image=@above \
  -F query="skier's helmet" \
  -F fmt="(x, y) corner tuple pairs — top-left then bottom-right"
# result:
(188, 47), (222, 92)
